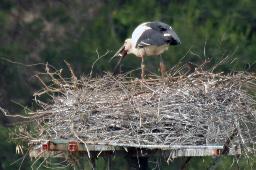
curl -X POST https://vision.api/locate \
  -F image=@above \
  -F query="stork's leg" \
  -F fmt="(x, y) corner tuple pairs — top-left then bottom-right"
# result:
(159, 55), (166, 77)
(141, 56), (145, 79)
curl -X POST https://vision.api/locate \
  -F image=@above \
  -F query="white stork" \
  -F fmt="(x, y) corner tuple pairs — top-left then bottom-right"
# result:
(111, 21), (181, 78)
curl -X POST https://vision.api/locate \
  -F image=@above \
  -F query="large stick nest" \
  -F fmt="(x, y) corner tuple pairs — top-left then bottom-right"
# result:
(15, 64), (256, 149)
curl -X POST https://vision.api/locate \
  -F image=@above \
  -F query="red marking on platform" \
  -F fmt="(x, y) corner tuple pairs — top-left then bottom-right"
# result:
(68, 141), (78, 152)
(212, 149), (221, 156)
(42, 141), (50, 151)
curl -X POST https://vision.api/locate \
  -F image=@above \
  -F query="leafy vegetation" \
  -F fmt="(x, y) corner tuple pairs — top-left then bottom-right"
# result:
(0, 0), (255, 169)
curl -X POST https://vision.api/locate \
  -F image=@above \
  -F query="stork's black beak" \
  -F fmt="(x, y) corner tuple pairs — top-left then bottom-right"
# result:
(109, 44), (128, 74)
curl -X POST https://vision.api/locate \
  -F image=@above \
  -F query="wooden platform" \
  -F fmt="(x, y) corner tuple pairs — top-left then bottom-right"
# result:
(29, 139), (241, 159)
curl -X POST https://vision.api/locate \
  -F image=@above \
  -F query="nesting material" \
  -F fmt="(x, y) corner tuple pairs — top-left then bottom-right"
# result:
(21, 70), (256, 148)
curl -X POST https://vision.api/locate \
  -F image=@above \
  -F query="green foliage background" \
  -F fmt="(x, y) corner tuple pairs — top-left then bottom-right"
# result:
(0, 0), (255, 169)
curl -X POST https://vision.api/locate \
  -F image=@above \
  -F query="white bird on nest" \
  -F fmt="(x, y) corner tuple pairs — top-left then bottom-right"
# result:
(111, 21), (181, 79)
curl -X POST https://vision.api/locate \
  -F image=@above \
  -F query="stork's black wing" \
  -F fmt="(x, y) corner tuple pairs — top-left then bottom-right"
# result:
(144, 21), (181, 45)
(145, 21), (171, 32)
(136, 29), (169, 48)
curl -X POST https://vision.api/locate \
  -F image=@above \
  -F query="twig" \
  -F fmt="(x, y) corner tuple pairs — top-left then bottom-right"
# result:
(90, 50), (110, 77)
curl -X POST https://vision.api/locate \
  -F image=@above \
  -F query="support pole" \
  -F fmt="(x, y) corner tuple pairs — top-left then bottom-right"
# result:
(106, 156), (112, 170)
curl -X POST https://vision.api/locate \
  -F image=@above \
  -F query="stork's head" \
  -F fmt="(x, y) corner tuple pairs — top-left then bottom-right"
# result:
(124, 38), (132, 53)
(110, 38), (133, 74)
(110, 38), (132, 60)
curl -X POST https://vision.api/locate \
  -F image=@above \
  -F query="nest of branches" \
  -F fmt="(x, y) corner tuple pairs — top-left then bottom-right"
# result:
(14, 63), (256, 150)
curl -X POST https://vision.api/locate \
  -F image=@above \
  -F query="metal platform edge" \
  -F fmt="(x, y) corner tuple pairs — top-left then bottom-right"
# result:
(29, 139), (241, 158)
